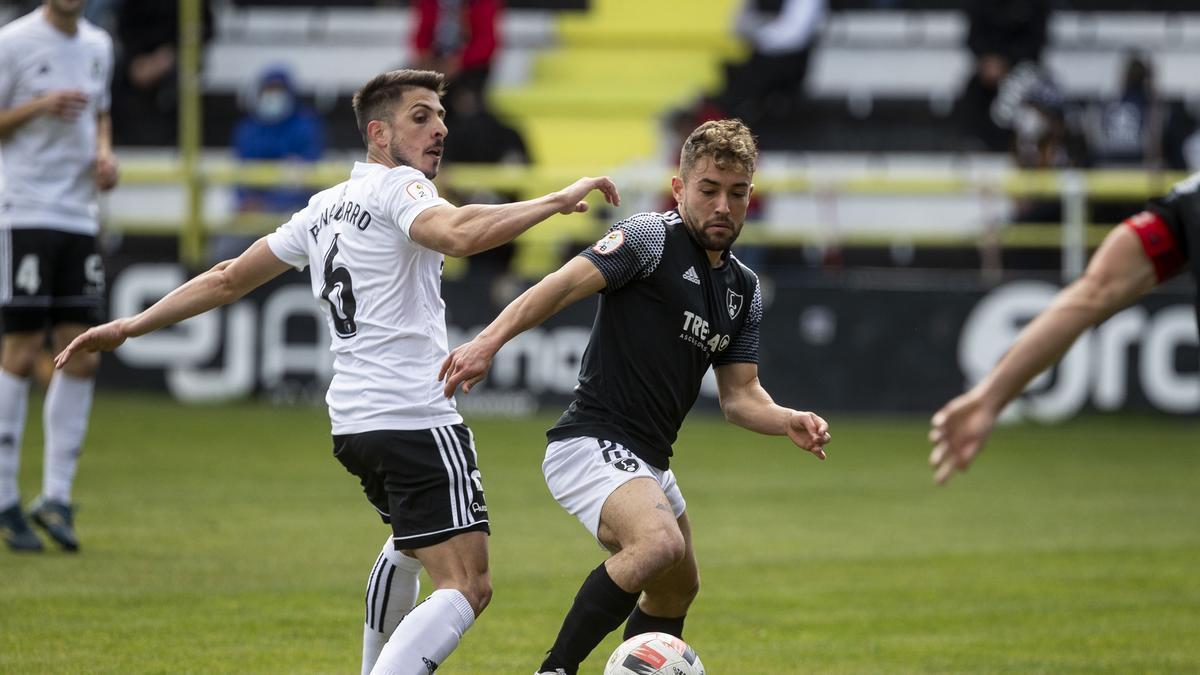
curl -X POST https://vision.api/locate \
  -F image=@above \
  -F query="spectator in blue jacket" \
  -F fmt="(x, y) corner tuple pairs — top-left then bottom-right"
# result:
(233, 66), (324, 215)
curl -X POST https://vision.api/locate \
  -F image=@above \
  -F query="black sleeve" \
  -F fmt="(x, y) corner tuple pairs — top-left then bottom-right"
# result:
(1149, 173), (1200, 257)
(713, 275), (762, 366)
(579, 213), (667, 293)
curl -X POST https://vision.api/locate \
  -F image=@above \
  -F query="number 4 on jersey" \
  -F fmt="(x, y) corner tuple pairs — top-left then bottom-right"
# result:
(321, 234), (358, 338)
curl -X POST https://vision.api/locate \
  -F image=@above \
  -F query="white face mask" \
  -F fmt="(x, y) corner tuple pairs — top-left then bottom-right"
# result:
(256, 89), (293, 122)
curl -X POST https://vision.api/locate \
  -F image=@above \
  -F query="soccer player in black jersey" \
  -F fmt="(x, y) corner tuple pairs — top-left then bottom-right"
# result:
(930, 172), (1200, 485)
(440, 119), (832, 675)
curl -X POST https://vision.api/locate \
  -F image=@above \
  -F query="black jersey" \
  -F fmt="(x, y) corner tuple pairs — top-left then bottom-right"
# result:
(1145, 173), (1200, 333)
(546, 210), (762, 470)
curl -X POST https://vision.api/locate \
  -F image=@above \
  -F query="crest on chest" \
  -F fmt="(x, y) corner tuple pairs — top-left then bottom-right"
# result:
(726, 289), (743, 319)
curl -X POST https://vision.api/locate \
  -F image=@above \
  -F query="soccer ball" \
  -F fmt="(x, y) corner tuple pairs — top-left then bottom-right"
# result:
(603, 632), (706, 675)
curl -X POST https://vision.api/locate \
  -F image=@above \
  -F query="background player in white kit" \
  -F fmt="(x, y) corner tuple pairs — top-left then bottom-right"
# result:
(0, 0), (118, 553)
(56, 69), (620, 674)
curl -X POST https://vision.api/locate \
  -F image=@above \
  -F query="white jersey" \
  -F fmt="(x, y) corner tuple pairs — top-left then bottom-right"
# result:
(267, 162), (462, 434)
(0, 10), (113, 234)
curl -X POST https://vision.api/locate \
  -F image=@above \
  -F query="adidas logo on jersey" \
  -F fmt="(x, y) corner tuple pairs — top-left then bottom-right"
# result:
(682, 266), (700, 285)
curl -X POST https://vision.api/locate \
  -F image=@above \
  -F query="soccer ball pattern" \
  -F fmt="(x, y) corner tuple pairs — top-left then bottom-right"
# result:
(603, 632), (706, 675)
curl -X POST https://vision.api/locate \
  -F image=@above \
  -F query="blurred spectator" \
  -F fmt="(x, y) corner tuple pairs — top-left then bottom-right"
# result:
(1167, 101), (1200, 171)
(441, 85), (529, 278)
(955, 0), (1050, 152)
(233, 66), (325, 214)
(1008, 74), (1085, 224)
(112, 0), (213, 145)
(208, 66), (326, 264)
(1077, 53), (1197, 174)
(1012, 76), (1082, 172)
(1082, 53), (1163, 169)
(412, 0), (500, 104)
(1079, 53), (1187, 224)
(707, 0), (827, 125)
(441, 86), (526, 167)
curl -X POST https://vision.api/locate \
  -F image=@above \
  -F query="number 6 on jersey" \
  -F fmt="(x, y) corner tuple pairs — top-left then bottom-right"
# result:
(321, 234), (358, 338)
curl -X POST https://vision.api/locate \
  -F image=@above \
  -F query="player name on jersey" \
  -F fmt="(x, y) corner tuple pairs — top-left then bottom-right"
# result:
(309, 199), (373, 241)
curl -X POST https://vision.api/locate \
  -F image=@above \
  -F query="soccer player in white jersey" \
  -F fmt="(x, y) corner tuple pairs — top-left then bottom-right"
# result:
(56, 69), (620, 674)
(0, 0), (118, 553)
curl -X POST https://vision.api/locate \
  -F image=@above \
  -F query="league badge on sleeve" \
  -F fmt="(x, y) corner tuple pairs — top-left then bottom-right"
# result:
(404, 181), (433, 201)
(592, 229), (625, 255)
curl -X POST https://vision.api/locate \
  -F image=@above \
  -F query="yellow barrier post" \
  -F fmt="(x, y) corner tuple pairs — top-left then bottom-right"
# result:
(178, 0), (204, 268)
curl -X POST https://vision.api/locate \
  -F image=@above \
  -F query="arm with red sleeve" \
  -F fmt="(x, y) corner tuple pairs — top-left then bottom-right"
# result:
(929, 200), (1189, 484)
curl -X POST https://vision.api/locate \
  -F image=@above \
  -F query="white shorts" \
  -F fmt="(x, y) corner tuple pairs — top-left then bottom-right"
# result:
(543, 436), (686, 541)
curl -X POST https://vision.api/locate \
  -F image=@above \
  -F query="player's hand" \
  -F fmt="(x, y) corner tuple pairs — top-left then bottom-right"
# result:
(54, 320), (129, 369)
(40, 90), (89, 120)
(786, 410), (830, 460)
(928, 391), (998, 485)
(556, 176), (620, 215)
(438, 337), (498, 398)
(95, 151), (119, 191)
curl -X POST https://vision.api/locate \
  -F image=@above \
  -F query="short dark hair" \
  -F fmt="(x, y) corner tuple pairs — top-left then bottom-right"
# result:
(679, 119), (758, 178)
(351, 69), (446, 146)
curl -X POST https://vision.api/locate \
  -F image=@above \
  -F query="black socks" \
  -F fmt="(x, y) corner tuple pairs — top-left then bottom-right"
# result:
(539, 562), (640, 674)
(623, 605), (686, 640)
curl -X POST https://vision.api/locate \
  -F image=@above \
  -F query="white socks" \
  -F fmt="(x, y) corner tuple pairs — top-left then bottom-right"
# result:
(0, 369), (93, 508)
(0, 369), (30, 510)
(362, 542), (423, 675)
(369, 588), (476, 675)
(41, 372), (94, 503)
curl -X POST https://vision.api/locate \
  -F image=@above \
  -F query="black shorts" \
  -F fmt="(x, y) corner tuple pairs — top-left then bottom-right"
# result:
(333, 424), (490, 550)
(1, 228), (106, 332)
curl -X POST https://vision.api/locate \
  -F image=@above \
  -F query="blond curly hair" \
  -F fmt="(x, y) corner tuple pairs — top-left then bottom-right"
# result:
(679, 119), (758, 178)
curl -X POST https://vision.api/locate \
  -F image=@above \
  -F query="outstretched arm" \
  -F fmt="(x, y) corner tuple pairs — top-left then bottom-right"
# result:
(929, 224), (1160, 484)
(409, 176), (619, 258)
(439, 256), (606, 397)
(715, 362), (831, 460)
(55, 238), (292, 366)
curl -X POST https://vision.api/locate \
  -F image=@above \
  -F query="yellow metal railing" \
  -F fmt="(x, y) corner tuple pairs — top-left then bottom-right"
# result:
(116, 159), (1187, 267)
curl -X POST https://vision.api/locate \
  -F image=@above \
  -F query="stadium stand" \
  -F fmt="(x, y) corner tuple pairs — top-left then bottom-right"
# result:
(1, 0), (1197, 154)
(4, 0), (1198, 275)
(179, 2), (1200, 160)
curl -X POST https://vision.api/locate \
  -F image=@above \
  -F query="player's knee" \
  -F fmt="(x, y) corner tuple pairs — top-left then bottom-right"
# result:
(660, 528), (688, 568)
(1, 355), (36, 378)
(636, 526), (687, 574)
(1, 336), (43, 377)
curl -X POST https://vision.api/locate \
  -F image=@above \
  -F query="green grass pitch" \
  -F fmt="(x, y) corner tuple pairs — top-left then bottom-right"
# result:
(1, 393), (1198, 674)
